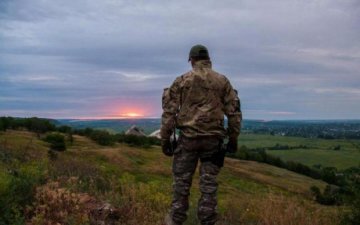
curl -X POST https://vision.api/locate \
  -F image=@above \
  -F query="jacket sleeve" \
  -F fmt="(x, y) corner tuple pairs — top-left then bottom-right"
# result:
(160, 77), (181, 140)
(223, 78), (242, 138)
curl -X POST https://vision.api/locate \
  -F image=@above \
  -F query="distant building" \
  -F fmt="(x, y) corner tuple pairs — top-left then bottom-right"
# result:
(149, 129), (161, 139)
(125, 125), (146, 136)
(148, 128), (178, 141)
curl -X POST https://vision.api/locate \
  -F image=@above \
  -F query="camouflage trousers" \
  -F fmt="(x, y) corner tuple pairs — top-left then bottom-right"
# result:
(169, 136), (222, 225)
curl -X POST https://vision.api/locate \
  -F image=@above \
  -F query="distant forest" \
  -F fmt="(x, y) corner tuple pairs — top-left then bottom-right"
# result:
(55, 118), (360, 139)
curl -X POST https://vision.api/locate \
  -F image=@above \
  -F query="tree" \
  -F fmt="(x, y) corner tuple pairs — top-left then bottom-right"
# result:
(44, 133), (66, 151)
(27, 117), (56, 135)
(57, 125), (72, 133)
(0, 118), (4, 131)
(341, 180), (360, 225)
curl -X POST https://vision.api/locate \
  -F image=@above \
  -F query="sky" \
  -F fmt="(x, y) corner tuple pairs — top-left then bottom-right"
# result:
(0, 0), (359, 120)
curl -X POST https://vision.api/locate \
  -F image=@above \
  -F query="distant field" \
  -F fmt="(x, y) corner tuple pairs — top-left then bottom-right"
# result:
(238, 134), (360, 170)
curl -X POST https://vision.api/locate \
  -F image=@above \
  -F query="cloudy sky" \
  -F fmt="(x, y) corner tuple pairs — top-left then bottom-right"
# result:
(1, 0), (359, 120)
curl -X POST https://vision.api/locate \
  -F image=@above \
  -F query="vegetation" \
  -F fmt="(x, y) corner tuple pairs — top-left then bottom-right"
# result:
(241, 120), (360, 139)
(0, 138), (47, 224)
(238, 134), (360, 169)
(72, 128), (160, 147)
(57, 119), (360, 139)
(0, 117), (160, 148)
(340, 168), (360, 225)
(0, 117), (56, 135)
(43, 133), (66, 151)
(115, 133), (160, 148)
(231, 144), (360, 207)
(1, 116), (359, 224)
(0, 130), (341, 225)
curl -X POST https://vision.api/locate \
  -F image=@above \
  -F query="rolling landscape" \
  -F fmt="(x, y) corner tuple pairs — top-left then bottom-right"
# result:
(1, 1), (360, 225)
(57, 118), (360, 170)
(1, 117), (359, 225)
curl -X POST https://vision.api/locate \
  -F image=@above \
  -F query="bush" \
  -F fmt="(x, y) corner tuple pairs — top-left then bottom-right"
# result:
(341, 176), (360, 225)
(26, 117), (56, 135)
(57, 125), (72, 133)
(27, 181), (90, 225)
(0, 119), (4, 131)
(73, 128), (116, 146)
(116, 134), (160, 148)
(89, 130), (116, 146)
(43, 133), (66, 151)
(311, 185), (342, 205)
(0, 162), (46, 225)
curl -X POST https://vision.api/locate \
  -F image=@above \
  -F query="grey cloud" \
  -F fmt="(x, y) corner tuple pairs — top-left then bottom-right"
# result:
(0, 0), (359, 119)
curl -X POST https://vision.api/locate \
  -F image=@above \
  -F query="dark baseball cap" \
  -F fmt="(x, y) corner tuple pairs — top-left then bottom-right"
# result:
(188, 44), (210, 61)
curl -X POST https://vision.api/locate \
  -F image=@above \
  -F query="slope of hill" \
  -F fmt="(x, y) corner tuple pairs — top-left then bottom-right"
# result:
(0, 130), (340, 225)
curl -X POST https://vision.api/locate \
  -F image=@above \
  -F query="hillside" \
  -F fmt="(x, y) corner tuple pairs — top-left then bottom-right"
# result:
(0, 130), (340, 225)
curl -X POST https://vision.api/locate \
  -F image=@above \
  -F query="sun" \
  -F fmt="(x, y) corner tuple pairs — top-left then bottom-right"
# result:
(124, 112), (142, 118)
(125, 112), (142, 117)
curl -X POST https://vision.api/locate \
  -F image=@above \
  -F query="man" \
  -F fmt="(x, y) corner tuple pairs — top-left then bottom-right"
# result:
(161, 44), (242, 225)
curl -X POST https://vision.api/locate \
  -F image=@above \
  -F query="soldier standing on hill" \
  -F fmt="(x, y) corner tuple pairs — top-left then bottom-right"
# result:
(161, 45), (242, 225)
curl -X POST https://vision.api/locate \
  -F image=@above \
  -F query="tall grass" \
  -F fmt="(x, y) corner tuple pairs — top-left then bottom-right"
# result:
(1, 131), (343, 225)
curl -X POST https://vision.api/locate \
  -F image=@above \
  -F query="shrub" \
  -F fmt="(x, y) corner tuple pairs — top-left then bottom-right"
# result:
(27, 182), (90, 225)
(0, 119), (4, 131)
(0, 162), (46, 225)
(311, 185), (342, 205)
(341, 178), (360, 225)
(57, 125), (72, 133)
(116, 134), (160, 148)
(43, 133), (66, 151)
(89, 130), (116, 146)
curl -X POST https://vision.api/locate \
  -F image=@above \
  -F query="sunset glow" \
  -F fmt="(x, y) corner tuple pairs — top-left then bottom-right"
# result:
(122, 112), (143, 118)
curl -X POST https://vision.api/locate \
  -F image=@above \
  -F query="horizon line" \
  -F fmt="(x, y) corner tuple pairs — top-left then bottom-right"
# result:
(2, 115), (360, 121)
(56, 117), (360, 121)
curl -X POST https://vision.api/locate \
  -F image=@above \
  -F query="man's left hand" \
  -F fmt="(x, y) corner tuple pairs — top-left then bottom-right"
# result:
(161, 139), (173, 157)
(226, 137), (238, 153)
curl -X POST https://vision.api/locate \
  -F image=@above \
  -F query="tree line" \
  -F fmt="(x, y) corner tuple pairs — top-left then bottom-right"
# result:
(0, 116), (160, 149)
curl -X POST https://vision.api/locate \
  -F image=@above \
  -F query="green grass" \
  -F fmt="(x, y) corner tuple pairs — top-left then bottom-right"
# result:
(238, 134), (360, 169)
(0, 131), (342, 225)
(267, 149), (360, 169)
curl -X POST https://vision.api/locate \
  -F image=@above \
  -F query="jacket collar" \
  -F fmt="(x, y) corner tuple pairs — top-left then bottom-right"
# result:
(192, 60), (212, 70)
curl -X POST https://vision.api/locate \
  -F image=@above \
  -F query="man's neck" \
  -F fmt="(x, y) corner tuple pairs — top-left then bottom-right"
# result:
(192, 60), (212, 70)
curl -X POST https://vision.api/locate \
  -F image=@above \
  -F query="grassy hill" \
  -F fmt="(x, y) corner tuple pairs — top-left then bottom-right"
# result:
(0, 130), (341, 225)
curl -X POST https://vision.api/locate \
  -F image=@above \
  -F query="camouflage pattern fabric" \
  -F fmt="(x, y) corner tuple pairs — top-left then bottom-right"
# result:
(161, 60), (242, 140)
(162, 59), (242, 225)
(170, 136), (221, 225)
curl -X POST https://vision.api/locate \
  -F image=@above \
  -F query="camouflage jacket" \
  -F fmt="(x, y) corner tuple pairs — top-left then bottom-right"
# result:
(160, 60), (242, 140)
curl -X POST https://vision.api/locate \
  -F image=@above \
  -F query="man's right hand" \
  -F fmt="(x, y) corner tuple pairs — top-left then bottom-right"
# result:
(226, 137), (238, 153)
(161, 139), (174, 157)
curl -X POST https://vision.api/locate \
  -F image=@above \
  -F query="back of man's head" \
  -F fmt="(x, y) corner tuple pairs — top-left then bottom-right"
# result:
(188, 44), (210, 62)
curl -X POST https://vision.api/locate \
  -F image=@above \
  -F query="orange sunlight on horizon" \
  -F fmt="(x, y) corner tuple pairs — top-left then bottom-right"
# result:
(121, 112), (144, 118)
(93, 101), (157, 119)
(116, 106), (146, 118)
(75, 111), (146, 120)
